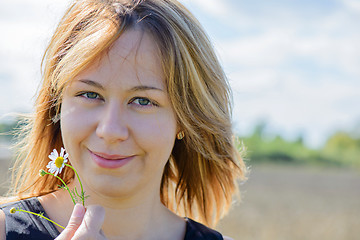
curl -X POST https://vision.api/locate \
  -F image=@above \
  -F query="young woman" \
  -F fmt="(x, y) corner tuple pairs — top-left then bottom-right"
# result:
(0, 0), (246, 239)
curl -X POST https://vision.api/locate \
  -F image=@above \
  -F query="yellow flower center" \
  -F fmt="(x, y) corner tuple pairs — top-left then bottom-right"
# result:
(55, 157), (64, 168)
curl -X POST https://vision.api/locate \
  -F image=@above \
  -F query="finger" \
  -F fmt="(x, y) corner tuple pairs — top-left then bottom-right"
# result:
(73, 205), (106, 238)
(55, 203), (86, 240)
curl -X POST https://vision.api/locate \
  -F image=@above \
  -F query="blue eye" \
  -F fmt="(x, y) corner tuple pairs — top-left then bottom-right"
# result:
(135, 98), (150, 105)
(81, 92), (100, 99)
(131, 97), (158, 107)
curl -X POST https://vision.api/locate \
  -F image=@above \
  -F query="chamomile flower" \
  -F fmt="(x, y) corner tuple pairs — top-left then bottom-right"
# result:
(9, 208), (17, 214)
(39, 169), (46, 177)
(47, 147), (69, 176)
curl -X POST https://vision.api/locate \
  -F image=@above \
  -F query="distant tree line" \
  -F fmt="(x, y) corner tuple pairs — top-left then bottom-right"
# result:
(0, 121), (19, 141)
(239, 122), (360, 169)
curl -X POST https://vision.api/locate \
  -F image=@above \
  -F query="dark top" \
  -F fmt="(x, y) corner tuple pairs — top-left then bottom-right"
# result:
(1, 197), (223, 240)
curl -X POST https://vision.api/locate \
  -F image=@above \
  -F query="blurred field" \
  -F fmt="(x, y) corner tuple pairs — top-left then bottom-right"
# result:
(0, 141), (12, 195)
(217, 164), (360, 240)
(1, 151), (359, 240)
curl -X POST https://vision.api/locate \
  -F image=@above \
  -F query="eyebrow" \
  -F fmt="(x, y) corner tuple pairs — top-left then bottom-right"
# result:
(78, 79), (164, 92)
(78, 79), (105, 90)
(129, 85), (164, 92)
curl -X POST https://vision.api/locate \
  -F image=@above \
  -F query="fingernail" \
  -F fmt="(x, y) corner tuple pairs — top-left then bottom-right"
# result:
(73, 204), (85, 218)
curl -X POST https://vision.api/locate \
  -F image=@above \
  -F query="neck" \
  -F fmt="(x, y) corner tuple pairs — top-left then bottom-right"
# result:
(85, 183), (171, 239)
(101, 199), (172, 239)
(41, 180), (185, 240)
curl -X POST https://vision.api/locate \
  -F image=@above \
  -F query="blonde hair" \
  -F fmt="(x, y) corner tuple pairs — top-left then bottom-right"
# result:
(7, 0), (246, 227)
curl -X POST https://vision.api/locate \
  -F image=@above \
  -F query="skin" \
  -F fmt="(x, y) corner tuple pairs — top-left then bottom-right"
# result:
(43, 29), (186, 240)
(60, 29), (178, 203)
(0, 211), (4, 240)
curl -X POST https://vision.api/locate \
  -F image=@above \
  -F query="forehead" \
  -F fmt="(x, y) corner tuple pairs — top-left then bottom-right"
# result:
(110, 29), (161, 67)
(69, 29), (165, 89)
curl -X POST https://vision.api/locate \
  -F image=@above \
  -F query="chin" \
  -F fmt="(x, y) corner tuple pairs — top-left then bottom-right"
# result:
(86, 174), (142, 199)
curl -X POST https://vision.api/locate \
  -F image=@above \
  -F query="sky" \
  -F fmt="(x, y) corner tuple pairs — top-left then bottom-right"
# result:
(0, 0), (359, 148)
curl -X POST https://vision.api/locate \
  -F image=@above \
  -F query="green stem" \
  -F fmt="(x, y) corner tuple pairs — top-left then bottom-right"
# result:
(16, 209), (65, 229)
(45, 172), (76, 205)
(65, 163), (85, 206)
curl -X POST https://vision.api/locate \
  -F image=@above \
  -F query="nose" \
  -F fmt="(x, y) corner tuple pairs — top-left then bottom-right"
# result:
(96, 102), (129, 143)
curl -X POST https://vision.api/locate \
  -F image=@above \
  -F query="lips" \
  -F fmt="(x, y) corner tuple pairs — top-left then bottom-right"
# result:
(89, 150), (134, 169)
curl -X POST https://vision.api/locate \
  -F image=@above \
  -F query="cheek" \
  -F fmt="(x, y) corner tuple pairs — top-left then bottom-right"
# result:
(60, 100), (95, 150)
(131, 111), (177, 155)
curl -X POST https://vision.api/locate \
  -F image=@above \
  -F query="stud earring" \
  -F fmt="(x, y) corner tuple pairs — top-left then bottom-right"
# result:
(176, 131), (185, 140)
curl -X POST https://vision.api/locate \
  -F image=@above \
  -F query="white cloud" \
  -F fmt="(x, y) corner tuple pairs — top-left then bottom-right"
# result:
(180, 0), (233, 17)
(0, 0), (71, 116)
(220, 5), (360, 146)
(210, 2), (360, 147)
(220, 20), (360, 76)
(341, 0), (360, 13)
(230, 65), (360, 147)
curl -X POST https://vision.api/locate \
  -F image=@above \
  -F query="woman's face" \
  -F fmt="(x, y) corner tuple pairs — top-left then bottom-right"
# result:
(60, 29), (178, 200)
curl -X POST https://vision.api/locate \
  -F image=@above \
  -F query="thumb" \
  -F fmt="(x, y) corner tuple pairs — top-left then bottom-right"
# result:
(76, 205), (105, 235)
(71, 205), (106, 239)
(55, 203), (86, 240)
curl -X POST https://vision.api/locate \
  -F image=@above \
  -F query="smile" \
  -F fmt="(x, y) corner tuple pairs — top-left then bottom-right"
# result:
(89, 150), (134, 169)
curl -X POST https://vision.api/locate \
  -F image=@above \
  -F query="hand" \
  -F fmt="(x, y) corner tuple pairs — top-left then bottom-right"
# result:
(55, 204), (107, 240)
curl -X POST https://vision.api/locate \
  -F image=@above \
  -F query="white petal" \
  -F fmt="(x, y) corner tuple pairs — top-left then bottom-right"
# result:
(60, 148), (65, 157)
(64, 153), (69, 159)
(48, 155), (56, 161)
(48, 164), (56, 172)
(53, 149), (59, 157)
(49, 150), (57, 159)
(46, 162), (53, 168)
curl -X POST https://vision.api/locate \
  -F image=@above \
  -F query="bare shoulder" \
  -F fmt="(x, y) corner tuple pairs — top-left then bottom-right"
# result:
(0, 209), (6, 240)
(223, 236), (234, 240)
